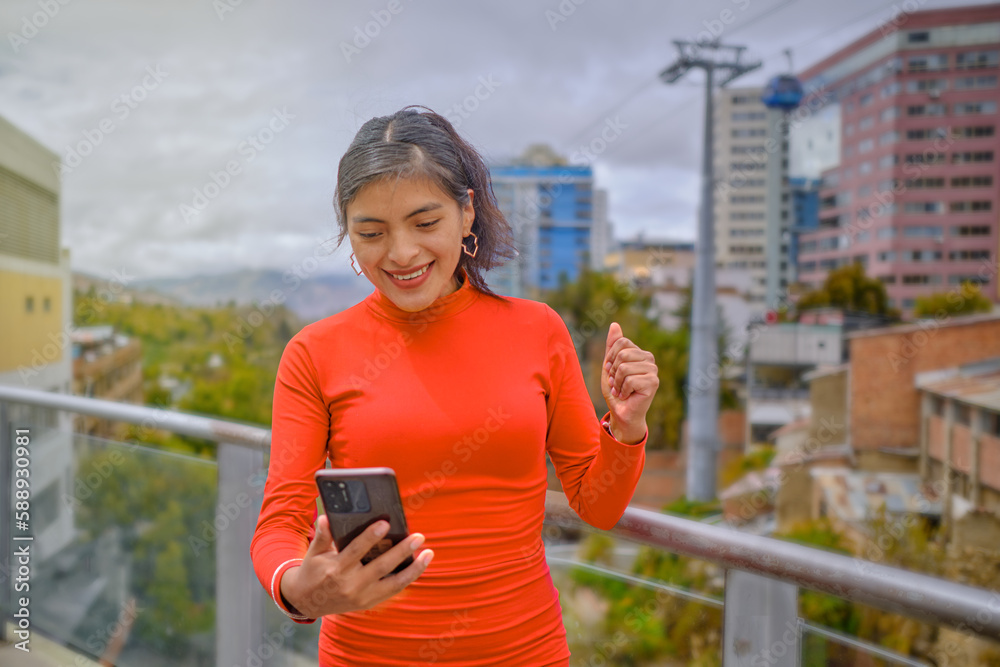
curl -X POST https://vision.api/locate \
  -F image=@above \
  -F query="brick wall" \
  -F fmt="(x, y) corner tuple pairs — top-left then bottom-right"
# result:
(849, 316), (1000, 453)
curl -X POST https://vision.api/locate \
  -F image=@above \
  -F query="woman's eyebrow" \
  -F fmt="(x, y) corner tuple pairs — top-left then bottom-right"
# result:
(351, 202), (444, 224)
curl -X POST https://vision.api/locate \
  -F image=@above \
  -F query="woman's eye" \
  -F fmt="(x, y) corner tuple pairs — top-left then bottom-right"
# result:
(418, 220), (440, 228)
(358, 233), (379, 239)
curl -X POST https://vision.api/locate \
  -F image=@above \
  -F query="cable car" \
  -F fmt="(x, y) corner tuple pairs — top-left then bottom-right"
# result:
(761, 75), (804, 111)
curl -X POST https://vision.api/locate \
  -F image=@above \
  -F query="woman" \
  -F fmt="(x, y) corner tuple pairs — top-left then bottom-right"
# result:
(250, 105), (660, 666)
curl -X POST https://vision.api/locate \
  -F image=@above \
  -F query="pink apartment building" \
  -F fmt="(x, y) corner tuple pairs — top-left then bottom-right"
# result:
(795, 4), (1000, 314)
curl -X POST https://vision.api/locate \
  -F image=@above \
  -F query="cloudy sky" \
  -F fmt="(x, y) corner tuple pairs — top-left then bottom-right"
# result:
(0, 0), (990, 281)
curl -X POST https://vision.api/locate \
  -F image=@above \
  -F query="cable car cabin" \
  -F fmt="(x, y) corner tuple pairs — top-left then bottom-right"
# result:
(761, 75), (804, 110)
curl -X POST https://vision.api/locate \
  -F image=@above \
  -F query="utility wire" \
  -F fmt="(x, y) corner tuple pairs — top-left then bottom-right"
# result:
(559, 0), (803, 151)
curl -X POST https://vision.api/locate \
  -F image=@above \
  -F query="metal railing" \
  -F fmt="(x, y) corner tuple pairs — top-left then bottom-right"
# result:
(2, 385), (999, 666)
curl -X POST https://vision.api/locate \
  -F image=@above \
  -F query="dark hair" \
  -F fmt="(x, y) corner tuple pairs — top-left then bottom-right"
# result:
(333, 105), (518, 300)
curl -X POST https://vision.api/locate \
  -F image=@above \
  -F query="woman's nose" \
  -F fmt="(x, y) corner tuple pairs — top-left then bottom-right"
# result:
(387, 232), (420, 266)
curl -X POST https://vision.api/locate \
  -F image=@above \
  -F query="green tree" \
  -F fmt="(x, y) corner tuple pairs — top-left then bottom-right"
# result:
(545, 267), (704, 450)
(913, 281), (993, 318)
(795, 263), (899, 318)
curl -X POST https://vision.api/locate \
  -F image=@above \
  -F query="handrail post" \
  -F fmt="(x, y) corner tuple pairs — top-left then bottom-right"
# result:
(723, 569), (799, 666)
(216, 440), (267, 666)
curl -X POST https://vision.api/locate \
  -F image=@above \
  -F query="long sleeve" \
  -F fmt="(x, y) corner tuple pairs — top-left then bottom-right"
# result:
(543, 306), (646, 530)
(250, 332), (329, 623)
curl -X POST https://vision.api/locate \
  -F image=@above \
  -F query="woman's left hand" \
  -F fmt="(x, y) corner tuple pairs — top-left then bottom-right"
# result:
(601, 322), (659, 444)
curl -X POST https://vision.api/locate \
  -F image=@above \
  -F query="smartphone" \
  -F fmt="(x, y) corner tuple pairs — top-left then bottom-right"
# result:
(315, 467), (414, 575)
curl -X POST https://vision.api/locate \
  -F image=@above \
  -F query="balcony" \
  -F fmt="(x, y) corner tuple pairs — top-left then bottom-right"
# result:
(2, 386), (999, 666)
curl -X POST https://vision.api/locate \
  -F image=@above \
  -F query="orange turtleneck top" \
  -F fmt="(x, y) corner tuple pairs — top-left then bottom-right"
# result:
(250, 267), (647, 666)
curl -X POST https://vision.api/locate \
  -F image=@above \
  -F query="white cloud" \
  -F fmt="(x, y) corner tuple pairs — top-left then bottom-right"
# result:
(0, 0), (987, 278)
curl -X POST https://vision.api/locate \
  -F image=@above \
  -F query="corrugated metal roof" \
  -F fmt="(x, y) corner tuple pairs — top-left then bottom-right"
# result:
(810, 467), (942, 524)
(919, 365), (1000, 412)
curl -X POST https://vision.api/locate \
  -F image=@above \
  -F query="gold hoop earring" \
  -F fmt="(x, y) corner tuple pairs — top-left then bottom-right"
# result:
(350, 252), (363, 276)
(462, 232), (478, 258)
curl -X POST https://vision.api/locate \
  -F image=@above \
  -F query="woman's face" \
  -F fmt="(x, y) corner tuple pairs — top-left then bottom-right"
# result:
(347, 175), (474, 313)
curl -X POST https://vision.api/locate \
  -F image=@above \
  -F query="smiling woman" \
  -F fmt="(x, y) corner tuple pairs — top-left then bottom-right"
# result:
(250, 105), (658, 667)
(346, 176), (476, 313)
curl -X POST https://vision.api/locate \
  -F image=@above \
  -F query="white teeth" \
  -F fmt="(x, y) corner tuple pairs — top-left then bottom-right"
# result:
(393, 264), (429, 280)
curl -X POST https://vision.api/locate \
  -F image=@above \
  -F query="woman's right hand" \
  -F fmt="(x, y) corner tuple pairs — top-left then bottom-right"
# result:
(279, 514), (434, 618)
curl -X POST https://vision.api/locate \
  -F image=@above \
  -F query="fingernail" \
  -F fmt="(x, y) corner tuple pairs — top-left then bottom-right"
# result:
(410, 533), (425, 549)
(605, 361), (611, 371)
(374, 521), (389, 537)
(611, 387), (618, 396)
(422, 550), (434, 565)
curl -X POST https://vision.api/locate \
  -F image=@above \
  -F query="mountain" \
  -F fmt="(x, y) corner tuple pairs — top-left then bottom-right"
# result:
(117, 269), (374, 322)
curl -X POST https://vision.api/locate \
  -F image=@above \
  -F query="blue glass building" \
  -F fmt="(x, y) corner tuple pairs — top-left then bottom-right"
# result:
(788, 177), (822, 284)
(487, 153), (607, 298)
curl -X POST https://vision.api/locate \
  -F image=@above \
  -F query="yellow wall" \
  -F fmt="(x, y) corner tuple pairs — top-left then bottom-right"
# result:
(0, 270), (64, 372)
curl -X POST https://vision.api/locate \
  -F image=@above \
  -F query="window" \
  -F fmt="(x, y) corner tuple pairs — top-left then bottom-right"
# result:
(732, 94), (759, 104)
(858, 138), (874, 153)
(858, 163), (873, 176)
(949, 274), (988, 285)
(858, 184), (873, 197)
(879, 130), (899, 145)
(952, 125), (995, 139)
(880, 106), (899, 122)
(904, 201), (945, 213)
(953, 101), (997, 115)
(904, 152), (945, 164)
(729, 245), (764, 255)
(951, 225), (990, 236)
(908, 54), (948, 72)
(732, 128), (767, 138)
(904, 177), (945, 188)
(25, 296), (34, 313)
(730, 211), (766, 220)
(949, 200), (992, 212)
(732, 145), (766, 154)
(900, 250), (942, 262)
(732, 111), (767, 121)
(906, 127), (948, 140)
(955, 50), (999, 70)
(882, 81), (901, 97)
(43, 297), (51, 313)
(903, 225), (943, 238)
(951, 175), (993, 187)
(877, 179), (898, 192)
(729, 228), (765, 237)
(954, 75), (997, 90)
(800, 240), (817, 253)
(951, 151), (994, 164)
(860, 93), (874, 107)
(879, 154), (898, 169)
(878, 251), (896, 261)
(877, 227), (897, 239)
(948, 274), (987, 285)
(949, 249), (990, 261)
(730, 194), (765, 204)
(877, 274), (897, 284)
(908, 31), (930, 44)
(906, 78), (947, 93)
(731, 161), (765, 170)
(800, 261), (817, 273)
(907, 103), (946, 116)
(902, 274), (941, 284)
